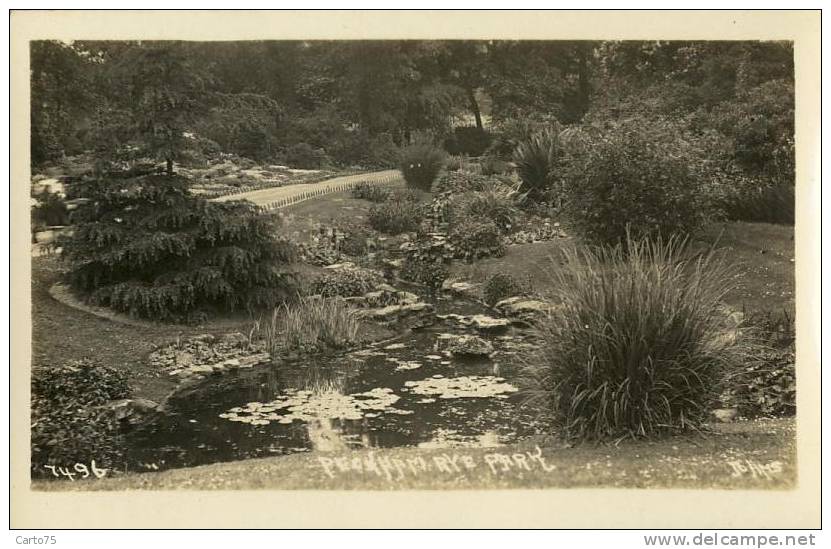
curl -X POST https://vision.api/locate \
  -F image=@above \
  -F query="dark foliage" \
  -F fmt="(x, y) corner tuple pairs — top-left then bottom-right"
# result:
(31, 190), (70, 229)
(443, 126), (493, 156)
(399, 143), (446, 192)
(31, 359), (132, 477)
(60, 174), (297, 320)
(285, 142), (330, 169)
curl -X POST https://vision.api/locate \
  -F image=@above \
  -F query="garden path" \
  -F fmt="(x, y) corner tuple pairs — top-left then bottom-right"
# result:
(211, 169), (402, 210)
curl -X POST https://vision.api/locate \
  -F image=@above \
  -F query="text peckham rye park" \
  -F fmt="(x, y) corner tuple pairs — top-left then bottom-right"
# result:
(316, 446), (556, 482)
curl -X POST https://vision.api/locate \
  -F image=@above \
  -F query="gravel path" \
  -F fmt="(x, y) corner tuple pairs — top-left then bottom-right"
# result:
(211, 169), (402, 210)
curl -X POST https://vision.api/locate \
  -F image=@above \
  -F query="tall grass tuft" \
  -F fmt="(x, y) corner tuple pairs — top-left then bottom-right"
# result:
(265, 297), (361, 357)
(522, 235), (747, 441)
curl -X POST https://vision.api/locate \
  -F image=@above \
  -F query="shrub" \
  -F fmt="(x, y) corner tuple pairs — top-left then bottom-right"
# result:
(483, 272), (530, 307)
(285, 142), (330, 169)
(333, 221), (377, 256)
(309, 267), (383, 298)
(443, 126), (493, 157)
(399, 143), (446, 192)
(31, 190), (69, 228)
(562, 121), (708, 246)
(513, 128), (561, 200)
(31, 360), (132, 477)
(452, 191), (520, 234)
(367, 194), (422, 235)
(351, 182), (391, 203)
(721, 310), (796, 418)
(448, 218), (505, 261)
(522, 236), (747, 440)
(61, 175), (297, 321)
(267, 297), (361, 355)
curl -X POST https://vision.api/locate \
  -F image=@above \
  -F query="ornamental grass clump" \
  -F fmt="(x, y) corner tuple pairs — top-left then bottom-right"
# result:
(267, 297), (361, 356)
(522, 235), (747, 441)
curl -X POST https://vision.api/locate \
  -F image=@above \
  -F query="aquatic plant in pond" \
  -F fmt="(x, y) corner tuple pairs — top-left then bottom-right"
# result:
(266, 296), (361, 356)
(219, 387), (403, 425)
(404, 376), (519, 399)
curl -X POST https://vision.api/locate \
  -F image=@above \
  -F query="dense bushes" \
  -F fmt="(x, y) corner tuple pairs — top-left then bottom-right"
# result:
(399, 143), (445, 191)
(401, 234), (453, 291)
(285, 142), (330, 169)
(309, 267), (383, 298)
(562, 121), (708, 246)
(443, 126), (493, 157)
(367, 192), (422, 235)
(31, 360), (132, 477)
(523, 236), (747, 440)
(61, 174), (297, 321)
(719, 177), (795, 225)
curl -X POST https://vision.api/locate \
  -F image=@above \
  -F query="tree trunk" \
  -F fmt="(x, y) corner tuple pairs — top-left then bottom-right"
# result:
(576, 45), (591, 119)
(466, 87), (483, 130)
(166, 157), (174, 176)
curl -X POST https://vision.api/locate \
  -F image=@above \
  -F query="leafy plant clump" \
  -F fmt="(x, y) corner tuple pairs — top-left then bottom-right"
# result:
(399, 143), (446, 192)
(448, 218), (505, 261)
(522, 235), (748, 441)
(60, 174), (297, 321)
(401, 234), (454, 292)
(367, 192), (422, 235)
(266, 297), (361, 356)
(483, 272), (530, 307)
(721, 309), (796, 418)
(309, 267), (383, 298)
(31, 360), (132, 478)
(451, 190), (520, 234)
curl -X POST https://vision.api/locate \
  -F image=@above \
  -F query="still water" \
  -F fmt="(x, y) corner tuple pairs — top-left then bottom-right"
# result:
(125, 299), (546, 473)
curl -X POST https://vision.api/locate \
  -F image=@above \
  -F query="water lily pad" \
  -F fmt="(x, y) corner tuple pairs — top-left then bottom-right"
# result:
(404, 376), (518, 399)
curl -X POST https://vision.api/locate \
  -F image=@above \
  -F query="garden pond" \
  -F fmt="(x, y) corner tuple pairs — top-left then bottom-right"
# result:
(124, 295), (549, 473)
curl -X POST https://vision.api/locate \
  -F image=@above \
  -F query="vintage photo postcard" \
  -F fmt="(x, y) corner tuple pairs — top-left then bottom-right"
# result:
(9, 10), (821, 529)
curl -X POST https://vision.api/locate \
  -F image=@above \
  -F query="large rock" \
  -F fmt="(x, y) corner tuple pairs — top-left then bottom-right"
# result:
(98, 398), (160, 426)
(494, 296), (555, 325)
(446, 334), (494, 357)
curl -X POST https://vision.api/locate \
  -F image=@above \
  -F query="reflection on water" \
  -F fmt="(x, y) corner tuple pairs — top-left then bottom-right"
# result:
(126, 298), (545, 473)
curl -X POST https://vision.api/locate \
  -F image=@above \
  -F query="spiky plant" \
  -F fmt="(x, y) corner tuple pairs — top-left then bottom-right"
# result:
(513, 128), (561, 201)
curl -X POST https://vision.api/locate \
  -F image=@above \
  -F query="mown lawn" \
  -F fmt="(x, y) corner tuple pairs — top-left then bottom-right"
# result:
(452, 221), (794, 315)
(33, 418), (795, 491)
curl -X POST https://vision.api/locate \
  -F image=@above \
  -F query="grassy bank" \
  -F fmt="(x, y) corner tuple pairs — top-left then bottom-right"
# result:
(33, 418), (795, 491)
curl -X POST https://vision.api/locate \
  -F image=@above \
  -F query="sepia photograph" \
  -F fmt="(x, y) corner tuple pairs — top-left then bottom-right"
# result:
(9, 9), (821, 531)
